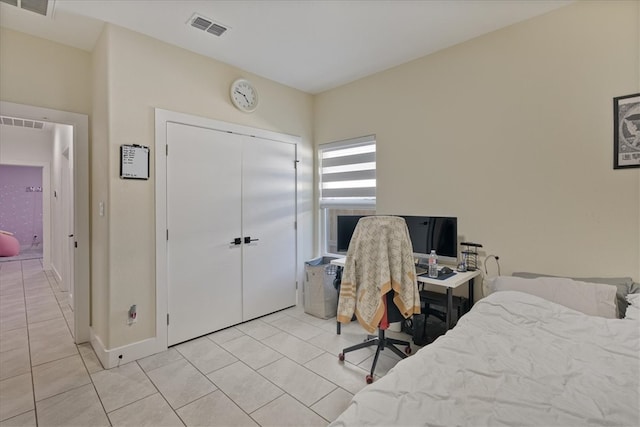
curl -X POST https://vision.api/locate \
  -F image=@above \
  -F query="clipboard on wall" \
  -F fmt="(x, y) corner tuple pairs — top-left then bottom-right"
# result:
(120, 144), (150, 180)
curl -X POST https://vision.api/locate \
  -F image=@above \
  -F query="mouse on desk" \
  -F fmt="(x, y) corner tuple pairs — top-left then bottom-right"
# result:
(440, 266), (453, 275)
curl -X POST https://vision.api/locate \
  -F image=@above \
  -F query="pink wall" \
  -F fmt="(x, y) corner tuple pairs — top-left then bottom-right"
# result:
(0, 164), (43, 247)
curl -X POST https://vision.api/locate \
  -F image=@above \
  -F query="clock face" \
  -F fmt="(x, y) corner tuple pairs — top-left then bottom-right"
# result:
(230, 79), (258, 112)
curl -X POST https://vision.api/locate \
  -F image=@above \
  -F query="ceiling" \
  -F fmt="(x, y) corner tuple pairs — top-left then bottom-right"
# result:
(0, 0), (573, 94)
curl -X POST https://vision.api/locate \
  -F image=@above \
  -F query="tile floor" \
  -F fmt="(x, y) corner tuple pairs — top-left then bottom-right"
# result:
(0, 259), (423, 426)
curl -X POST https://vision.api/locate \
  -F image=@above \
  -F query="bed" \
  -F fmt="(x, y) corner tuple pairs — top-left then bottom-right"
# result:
(330, 288), (640, 426)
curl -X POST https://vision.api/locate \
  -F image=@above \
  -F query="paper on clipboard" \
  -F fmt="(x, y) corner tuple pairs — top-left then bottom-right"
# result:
(120, 145), (150, 179)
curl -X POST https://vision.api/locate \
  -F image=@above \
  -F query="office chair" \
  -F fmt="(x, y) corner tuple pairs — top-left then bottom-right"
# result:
(336, 216), (420, 383)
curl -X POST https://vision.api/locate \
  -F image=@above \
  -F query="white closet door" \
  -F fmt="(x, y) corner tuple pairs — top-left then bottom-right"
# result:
(166, 123), (243, 346)
(242, 137), (297, 320)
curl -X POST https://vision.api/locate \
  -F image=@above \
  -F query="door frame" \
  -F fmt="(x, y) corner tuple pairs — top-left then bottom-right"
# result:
(0, 101), (90, 343)
(155, 109), (300, 347)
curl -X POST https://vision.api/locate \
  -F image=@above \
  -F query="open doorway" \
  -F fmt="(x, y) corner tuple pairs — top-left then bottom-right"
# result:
(0, 101), (89, 343)
(0, 164), (44, 261)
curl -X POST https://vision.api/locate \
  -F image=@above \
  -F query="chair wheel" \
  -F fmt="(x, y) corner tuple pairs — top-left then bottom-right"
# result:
(365, 374), (374, 384)
(338, 353), (345, 362)
(405, 346), (412, 355)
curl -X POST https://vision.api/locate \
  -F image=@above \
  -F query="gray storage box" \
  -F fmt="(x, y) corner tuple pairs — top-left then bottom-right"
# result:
(303, 257), (339, 319)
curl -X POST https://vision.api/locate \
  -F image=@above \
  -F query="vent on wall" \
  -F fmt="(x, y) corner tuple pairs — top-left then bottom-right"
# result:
(0, 0), (51, 16)
(1, 116), (45, 130)
(188, 13), (229, 37)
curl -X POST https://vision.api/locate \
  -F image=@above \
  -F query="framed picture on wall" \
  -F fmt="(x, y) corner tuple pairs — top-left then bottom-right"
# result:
(614, 92), (640, 169)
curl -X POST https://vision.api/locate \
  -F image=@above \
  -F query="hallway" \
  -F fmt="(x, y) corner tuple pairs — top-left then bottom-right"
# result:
(0, 259), (102, 425)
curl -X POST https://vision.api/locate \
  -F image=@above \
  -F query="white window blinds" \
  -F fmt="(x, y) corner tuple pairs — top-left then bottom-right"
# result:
(319, 135), (376, 207)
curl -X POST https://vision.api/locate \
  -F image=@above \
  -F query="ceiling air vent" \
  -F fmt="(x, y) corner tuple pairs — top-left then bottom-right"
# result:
(0, 0), (51, 17)
(1, 116), (45, 129)
(188, 13), (229, 37)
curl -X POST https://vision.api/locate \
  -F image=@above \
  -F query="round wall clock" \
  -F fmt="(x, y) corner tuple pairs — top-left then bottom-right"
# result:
(230, 78), (259, 112)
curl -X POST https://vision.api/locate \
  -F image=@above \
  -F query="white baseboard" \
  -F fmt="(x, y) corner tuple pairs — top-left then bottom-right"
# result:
(51, 264), (62, 284)
(90, 328), (167, 369)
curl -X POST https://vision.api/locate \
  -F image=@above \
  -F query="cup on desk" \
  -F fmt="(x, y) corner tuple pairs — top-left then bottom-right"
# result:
(457, 253), (468, 272)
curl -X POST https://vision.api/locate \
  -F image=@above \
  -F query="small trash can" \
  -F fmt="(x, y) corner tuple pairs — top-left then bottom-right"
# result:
(303, 257), (339, 319)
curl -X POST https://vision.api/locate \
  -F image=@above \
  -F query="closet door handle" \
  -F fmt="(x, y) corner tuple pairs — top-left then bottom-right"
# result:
(230, 238), (242, 245)
(244, 237), (259, 244)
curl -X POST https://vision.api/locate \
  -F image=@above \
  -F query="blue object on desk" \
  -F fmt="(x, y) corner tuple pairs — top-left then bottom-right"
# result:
(436, 270), (457, 280)
(419, 269), (457, 280)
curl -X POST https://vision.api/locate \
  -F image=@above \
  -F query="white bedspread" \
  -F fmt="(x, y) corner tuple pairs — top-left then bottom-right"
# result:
(330, 291), (640, 427)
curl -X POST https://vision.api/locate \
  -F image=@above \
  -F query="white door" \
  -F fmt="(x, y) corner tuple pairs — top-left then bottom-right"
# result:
(65, 148), (75, 311)
(167, 123), (243, 346)
(242, 137), (297, 320)
(60, 148), (74, 299)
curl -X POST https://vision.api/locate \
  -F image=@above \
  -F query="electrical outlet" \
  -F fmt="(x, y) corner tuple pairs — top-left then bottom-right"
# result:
(128, 304), (137, 325)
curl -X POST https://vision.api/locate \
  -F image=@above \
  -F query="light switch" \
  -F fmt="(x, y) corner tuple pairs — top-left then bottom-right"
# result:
(99, 201), (105, 217)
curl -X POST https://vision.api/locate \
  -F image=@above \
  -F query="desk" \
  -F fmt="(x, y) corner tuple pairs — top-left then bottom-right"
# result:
(417, 269), (482, 329)
(330, 257), (481, 330)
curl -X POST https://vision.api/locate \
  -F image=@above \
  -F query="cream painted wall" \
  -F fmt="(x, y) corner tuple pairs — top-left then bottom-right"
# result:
(90, 27), (111, 347)
(0, 28), (91, 115)
(315, 1), (639, 284)
(102, 24), (314, 348)
(1, 29), (92, 341)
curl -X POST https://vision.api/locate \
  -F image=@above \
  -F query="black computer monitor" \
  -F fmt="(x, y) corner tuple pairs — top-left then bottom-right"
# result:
(402, 216), (457, 260)
(336, 215), (367, 252)
(336, 215), (457, 261)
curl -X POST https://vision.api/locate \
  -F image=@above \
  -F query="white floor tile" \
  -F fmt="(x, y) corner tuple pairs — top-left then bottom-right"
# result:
(24, 294), (57, 306)
(0, 345), (31, 381)
(220, 335), (283, 370)
(28, 318), (77, 366)
(91, 362), (157, 412)
(304, 353), (369, 395)
(0, 410), (36, 427)
(258, 310), (290, 325)
(307, 331), (374, 365)
(26, 302), (63, 324)
(108, 393), (184, 427)
(0, 293), (24, 308)
(270, 316), (325, 341)
(235, 319), (280, 340)
(77, 343), (104, 374)
(35, 383), (109, 427)
(137, 348), (184, 373)
(310, 388), (353, 423)
(251, 394), (328, 427)
(206, 326), (245, 345)
(291, 312), (337, 329)
(177, 390), (258, 427)
(261, 332), (325, 365)
(0, 373), (34, 422)
(175, 337), (237, 374)
(258, 357), (336, 406)
(207, 361), (283, 413)
(146, 359), (217, 409)
(358, 351), (403, 377)
(0, 310), (26, 332)
(32, 354), (90, 401)
(0, 328), (28, 354)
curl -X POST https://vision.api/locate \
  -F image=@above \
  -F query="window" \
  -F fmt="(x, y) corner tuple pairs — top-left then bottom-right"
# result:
(319, 135), (376, 254)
